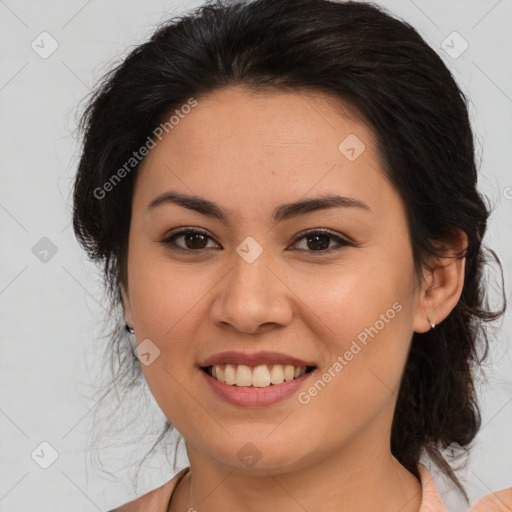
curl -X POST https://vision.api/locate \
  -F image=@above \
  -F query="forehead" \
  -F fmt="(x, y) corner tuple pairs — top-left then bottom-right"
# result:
(161, 85), (370, 153)
(134, 86), (397, 222)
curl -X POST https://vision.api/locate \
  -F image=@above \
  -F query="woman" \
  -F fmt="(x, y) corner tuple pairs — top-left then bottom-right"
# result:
(72, 0), (511, 510)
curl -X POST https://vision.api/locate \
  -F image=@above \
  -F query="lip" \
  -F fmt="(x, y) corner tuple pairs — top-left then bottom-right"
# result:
(199, 350), (317, 368)
(201, 366), (317, 407)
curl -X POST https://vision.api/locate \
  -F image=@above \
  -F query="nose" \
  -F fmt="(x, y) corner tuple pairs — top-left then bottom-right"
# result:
(210, 250), (294, 335)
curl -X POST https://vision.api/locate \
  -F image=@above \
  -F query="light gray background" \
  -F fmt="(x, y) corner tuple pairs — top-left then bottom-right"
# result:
(1, 1), (511, 511)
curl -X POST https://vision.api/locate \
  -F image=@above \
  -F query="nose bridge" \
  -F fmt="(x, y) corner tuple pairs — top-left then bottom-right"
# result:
(212, 240), (292, 332)
(228, 243), (275, 308)
(230, 233), (274, 294)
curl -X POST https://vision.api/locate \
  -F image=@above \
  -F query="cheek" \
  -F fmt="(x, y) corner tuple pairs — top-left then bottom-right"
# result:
(286, 251), (413, 350)
(127, 245), (214, 338)
(126, 249), (222, 429)
(288, 256), (415, 425)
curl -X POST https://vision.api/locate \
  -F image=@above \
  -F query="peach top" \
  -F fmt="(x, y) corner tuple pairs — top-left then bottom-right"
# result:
(109, 464), (512, 512)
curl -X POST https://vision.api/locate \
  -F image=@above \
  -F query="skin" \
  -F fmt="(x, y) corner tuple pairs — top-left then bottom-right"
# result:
(122, 86), (467, 512)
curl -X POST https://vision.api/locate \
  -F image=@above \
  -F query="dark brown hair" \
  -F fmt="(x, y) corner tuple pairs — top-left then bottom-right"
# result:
(72, 0), (506, 500)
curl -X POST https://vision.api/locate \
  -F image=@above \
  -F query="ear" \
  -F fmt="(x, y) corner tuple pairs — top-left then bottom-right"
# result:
(121, 284), (134, 328)
(413, 229), (468, 333)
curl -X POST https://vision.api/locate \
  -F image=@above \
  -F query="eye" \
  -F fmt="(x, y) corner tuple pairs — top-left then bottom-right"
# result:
(160, 228), (220, 251)
(290, 229), (354, 254)
(160, 227), (354, 254)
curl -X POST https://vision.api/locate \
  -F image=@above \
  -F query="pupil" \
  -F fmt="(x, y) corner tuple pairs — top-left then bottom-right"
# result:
(186, 233), (207, 249)
(307, 234), (329, 251)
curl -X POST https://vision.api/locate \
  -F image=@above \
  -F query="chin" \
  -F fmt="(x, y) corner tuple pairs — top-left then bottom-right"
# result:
(205, 436), (312, 475)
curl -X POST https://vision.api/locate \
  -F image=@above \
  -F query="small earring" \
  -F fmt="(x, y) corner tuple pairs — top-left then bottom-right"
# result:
(125, 324), (135, 334)
(427, 315), (436, 329)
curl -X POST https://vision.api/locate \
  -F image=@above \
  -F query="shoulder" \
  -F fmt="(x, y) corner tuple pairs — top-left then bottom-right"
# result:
(417, 464), (512, 512)
(106, 465), (511, 511)
(469, 487), (512, 512)
(107, 467), (190, 512)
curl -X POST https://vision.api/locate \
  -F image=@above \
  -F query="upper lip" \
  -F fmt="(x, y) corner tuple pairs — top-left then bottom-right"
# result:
(199, 350), (317, 368)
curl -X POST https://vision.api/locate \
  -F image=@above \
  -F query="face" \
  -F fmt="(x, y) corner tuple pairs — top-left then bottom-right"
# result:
(122, 86), (427, 474)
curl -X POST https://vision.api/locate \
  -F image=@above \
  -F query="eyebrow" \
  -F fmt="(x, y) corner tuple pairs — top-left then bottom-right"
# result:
(146, 191), (371, 223)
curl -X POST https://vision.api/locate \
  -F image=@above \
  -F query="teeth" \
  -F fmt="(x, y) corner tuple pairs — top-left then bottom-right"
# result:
(215, 365), (225, 383)
(284, 365), (295, 382)
(269, 364), (284, 384)
(208, 363), (308, 387)
(252, 365), (271, 387)
(224, 364), (236, 385)
(235, 364), (253, 386)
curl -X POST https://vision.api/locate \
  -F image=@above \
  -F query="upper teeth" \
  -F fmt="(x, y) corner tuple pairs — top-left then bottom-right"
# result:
(208, 364), (308, 387)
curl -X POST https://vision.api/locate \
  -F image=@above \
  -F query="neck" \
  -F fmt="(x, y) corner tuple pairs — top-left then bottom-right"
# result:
(170, 439), (422, 512)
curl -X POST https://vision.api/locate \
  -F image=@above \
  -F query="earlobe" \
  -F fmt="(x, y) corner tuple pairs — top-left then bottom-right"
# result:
(413, 230), (468, 333)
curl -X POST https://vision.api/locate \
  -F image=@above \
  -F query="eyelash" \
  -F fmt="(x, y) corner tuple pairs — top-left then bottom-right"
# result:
(159, 228), (354, 254)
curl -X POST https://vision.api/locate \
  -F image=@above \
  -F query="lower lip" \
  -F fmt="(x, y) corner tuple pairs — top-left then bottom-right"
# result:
(201, 368), (316, 407)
